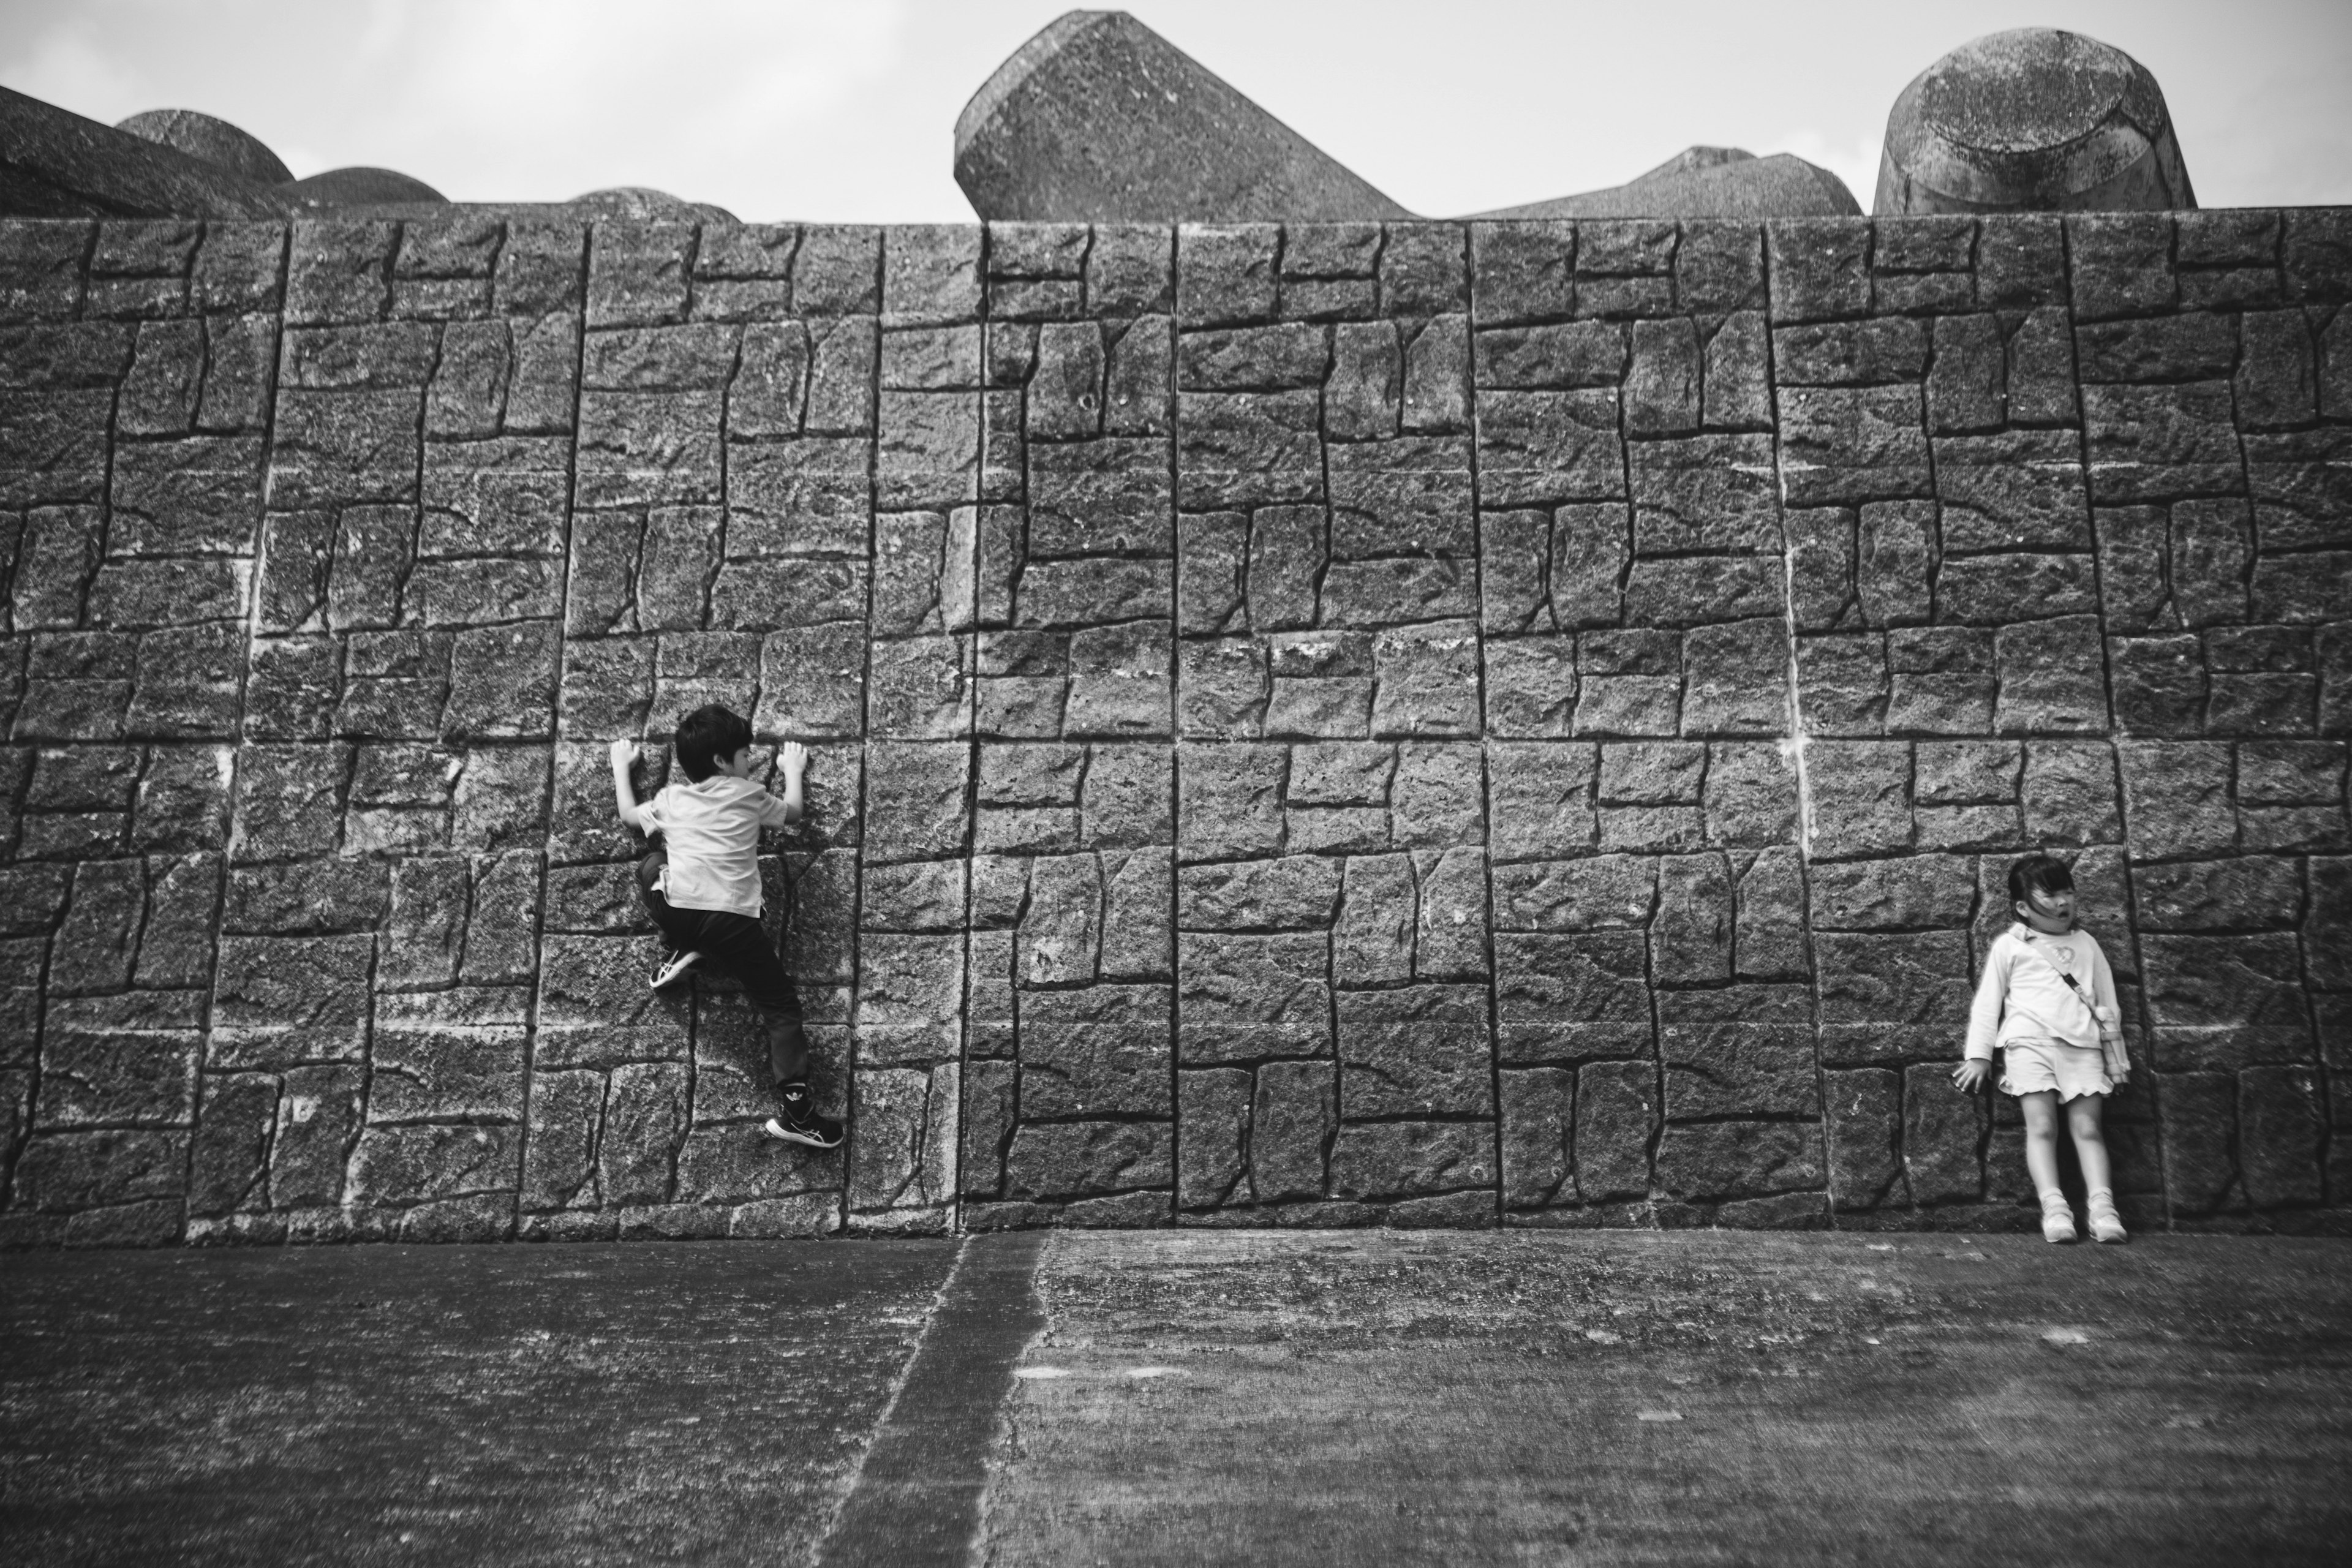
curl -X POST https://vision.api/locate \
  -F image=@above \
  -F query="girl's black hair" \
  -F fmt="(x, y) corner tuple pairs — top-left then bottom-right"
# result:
(673, 704), (753, 782)
(2008, 851), (2075, 908)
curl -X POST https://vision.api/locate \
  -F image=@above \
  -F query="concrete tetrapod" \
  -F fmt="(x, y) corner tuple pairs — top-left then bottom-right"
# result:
(115, 108), (295, 186)
(1476, 145), (1861, 220)
(0, 85), (289, 219)
(277, 166), (449, 207)
(956, 9), (1411, 223)
(1875, 27), (2195, 214)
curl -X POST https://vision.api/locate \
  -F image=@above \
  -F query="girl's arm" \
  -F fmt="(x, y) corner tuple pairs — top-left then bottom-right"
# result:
(611, 739), (652, 834)
(1961, 940), (2008, 1061)
(2090, 939), (2122, 1038)
(2090, 938), (2128, 1084)
(1953, 940), (2008, 1092)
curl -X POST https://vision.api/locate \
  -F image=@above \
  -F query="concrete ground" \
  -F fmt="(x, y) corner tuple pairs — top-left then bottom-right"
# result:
(3, 1232), (2348, 1567)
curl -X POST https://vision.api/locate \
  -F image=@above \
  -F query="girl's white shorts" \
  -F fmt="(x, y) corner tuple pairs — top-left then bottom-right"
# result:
(2000, 1037), (2113, 1102)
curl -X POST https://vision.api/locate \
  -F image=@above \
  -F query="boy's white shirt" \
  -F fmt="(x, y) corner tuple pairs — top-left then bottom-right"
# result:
(640, 775), (793, 918)
(1963, 921), (2121, 1063)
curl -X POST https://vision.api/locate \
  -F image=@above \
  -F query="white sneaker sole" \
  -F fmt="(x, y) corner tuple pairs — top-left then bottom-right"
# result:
(651, 951), (702, 990)
(763, 1116), (842, 1150)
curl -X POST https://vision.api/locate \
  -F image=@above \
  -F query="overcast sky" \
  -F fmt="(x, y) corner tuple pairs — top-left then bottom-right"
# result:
(5, 0), (2348, 220)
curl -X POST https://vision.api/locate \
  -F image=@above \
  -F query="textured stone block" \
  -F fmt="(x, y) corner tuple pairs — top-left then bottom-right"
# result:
(1805, 741), (1913, 856)
(1329, 1119), (1491, 1202)
(1171, 1066), (1248, 1208)
(1656, 1120), (1820, 1202)
(1901, 1062), (1983, 1205)
(1177, 932), (1329, 1061)
(2158, 1072), (2237, 1213)
(2141, 932), (2310, 1071)
(1498, 1067), (1573, 1208)
(1004, 1119), (1170, 1203)
(2237, 1065), (2324, 1208)
(1660, 984), (1814, 1119)
(1338, 985), (1491, 1117)
(2117, 742), (2234, 859)
(1823, 1067), (1901, 1210)
(1494, 930), (1652, 1064)
(1814, 930), (1972, 1065)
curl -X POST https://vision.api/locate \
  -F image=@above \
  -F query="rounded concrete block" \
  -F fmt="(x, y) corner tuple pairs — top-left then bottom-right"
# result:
(115, 108), (294, 186)
(564, 187), (737, 223)
(955, 9), (1409, 223)
(1476, 147), (1860, 221)
(277, 167), (448, 206)
(1876, 28), (2193, 214)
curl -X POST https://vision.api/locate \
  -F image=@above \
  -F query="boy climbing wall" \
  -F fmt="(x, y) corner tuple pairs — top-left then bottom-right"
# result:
(609, 704), (842, 1150)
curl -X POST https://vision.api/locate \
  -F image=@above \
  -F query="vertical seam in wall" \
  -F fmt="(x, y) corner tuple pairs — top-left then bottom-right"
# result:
(1766, 222), (1831, 1226)
(1165, 224), (1187, 1219)
(2064, 214), (2167, 1226)
(1915, 233), (1989, 1208)
(843, 231), (880, 1235)
(519, 217), (589, 1235)
(1463, 222), (1507, 1227)
(197, 219), (288, 1235)
(1311, 222), (1344, 1200)
(957, 222), (995, 1235)
(1152, 227), (1180, 1225)
(1621, 227), (1667, 1216)
(669, 221), (707, 1210)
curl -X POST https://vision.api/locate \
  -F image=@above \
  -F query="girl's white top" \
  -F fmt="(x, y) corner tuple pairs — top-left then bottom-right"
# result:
(641, 775), (794, 918)
(1963, 922), (2121, 1062)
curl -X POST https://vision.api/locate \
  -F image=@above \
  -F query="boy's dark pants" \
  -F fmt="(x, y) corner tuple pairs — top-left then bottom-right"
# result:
(636, 851), (807, 1086)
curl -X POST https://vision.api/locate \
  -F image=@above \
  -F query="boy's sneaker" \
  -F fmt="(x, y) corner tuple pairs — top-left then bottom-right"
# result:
(2087, 1189), (2128, 1245)
(2040, 1193), (2078, 1245)
(763, 1084), (843, 1150)
(650, 949), (703, 990)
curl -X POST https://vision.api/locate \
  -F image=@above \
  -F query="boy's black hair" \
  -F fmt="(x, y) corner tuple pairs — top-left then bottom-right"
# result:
(2008, 851), (2074, 908)
(673, 704), (754, 783)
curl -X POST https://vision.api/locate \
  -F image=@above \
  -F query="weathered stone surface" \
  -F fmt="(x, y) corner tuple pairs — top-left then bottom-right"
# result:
(954, 13), (1409, 224)
(1875, 29), (2195, 216)
(5, 205), (2347, 1243)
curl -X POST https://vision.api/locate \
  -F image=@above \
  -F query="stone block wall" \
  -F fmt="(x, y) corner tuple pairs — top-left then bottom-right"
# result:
(0, 211), (2345, 1245)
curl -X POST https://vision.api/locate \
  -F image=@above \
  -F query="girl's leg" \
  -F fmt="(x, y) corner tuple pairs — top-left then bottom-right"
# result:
(2072, 1096), (2128, 1240)
(2019, 1091), (2064, 1200)
(2065, 1095), (2112, 1194)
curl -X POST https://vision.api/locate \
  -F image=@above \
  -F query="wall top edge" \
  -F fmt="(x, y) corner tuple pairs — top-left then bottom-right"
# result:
(1, 208), (2348, 236)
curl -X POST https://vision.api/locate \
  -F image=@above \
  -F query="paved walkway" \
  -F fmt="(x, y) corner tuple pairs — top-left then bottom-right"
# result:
(4, 1231), (2348, 1566)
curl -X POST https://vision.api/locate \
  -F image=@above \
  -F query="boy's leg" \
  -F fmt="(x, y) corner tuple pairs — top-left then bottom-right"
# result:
(688, 913), (809, 1085)
(688, 911), (837, 1149)
(635, 851), (704, 986)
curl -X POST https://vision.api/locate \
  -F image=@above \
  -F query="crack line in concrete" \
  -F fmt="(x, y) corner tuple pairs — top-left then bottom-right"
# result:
(815, 1229), (1047, 1568)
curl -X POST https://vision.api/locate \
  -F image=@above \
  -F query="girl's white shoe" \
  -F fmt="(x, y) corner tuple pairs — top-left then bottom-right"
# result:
(2040, 1193), (2078, 1244)
(2087, 1188), (2128, 1244)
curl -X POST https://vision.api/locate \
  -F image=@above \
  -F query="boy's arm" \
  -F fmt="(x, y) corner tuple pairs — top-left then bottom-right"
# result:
(763, 740), (807, 827)
(610, 740), (654, 834)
